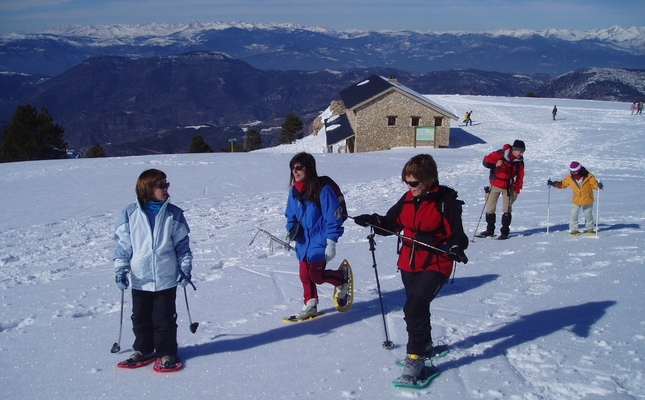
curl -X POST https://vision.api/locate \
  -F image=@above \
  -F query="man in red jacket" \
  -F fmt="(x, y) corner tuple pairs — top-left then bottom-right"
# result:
(479, 140), (525, 239)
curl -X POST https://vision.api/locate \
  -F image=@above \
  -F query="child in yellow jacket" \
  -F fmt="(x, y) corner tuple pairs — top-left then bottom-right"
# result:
(548, 161), (603, 235)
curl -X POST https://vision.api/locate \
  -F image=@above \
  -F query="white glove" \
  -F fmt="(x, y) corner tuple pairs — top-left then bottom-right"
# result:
(325, 239), (336, 262)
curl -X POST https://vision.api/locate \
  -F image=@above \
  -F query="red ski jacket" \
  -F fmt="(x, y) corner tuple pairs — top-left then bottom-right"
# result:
(483, 144), (525, 194)
(370, 185), (468, 277)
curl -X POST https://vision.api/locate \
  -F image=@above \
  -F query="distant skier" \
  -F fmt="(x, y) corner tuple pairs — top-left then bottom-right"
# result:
(548, 161), (603, 235)
(463, 111), (473, 126)
(638, 101), (644, 115)
(552, 105), (557, 120)
(631, 102), (637, 115)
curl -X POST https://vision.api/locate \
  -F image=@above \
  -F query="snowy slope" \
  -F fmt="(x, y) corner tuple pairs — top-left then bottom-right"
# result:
(1, 95), (644, 399)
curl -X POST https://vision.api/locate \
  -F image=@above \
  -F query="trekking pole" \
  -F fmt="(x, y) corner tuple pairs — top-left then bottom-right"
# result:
(110, 290), (124, 353)
(471, 186), (490, 242)
(183, 286), (199, 333)
(179, 270), (199, 333)
(547, 178), (551, 234)
(596, 182), (601, 236)
(367, 230), (394, 350)
(249, 228), (296, 252)
(345, 215), (448, 254)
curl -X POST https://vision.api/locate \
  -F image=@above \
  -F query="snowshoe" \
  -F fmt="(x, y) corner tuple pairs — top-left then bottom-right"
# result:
(393, 361), (440, 389)
(153, 356), (182, 372)
(333, 259), (354, 312)
(116, 351), (157, 369)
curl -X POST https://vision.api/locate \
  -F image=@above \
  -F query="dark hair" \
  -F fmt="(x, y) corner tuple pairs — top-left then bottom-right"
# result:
(136, 169), (167, 203)
(289, 152), (321, 201)
(572, 167), (589, 178)
(401, 154), (439, 188)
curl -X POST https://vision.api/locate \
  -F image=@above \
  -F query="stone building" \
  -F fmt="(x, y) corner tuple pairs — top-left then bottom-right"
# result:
(325, 75), (458, 153)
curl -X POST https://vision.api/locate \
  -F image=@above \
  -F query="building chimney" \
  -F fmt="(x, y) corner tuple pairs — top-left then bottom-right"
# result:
(388, 75), (398, 84)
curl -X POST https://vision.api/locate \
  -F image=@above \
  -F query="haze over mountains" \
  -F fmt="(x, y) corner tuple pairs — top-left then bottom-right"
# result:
(0, 22), (644, 156)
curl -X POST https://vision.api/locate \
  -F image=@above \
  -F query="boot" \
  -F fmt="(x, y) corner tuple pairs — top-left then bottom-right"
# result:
(160, 355), (176, 369)
(401, 354), (425, 381)
(423, 342), (449, 360)
(335, 264), (350, 307)
(292, 298), (319, 321)
(479, 213), (496, 236)
(499, 213), (512, 239)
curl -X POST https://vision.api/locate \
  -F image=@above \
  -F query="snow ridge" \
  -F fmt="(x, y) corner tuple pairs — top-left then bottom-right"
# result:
(13, 22), (643, 53)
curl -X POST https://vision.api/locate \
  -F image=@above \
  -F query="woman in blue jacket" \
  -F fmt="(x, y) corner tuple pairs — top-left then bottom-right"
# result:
(113, 169), (193, 369)
(284, 152), (347, 321)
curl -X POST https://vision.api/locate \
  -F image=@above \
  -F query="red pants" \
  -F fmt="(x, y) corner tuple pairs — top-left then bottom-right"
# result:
(299, 260), (344, 304)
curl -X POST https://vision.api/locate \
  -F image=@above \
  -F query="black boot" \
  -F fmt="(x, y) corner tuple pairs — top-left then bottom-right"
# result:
(499, 213), (512, 239)
(479, 213), (496, 236)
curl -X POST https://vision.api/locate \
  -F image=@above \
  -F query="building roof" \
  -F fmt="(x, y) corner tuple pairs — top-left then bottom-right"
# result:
(339, 74), (458, 120)
(325, 113), (354, 146)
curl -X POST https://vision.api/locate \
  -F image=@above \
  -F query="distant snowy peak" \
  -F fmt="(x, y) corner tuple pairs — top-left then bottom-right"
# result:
(486, 26), (645, 50)
(35, 21), (644, 42)
(37, 21), (336, 39)
(26, 22), (645, 54)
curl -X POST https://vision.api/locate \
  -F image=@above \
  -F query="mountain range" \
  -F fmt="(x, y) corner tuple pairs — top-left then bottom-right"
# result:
(2, 22), (645, 77)
(0, 23), (644, 156)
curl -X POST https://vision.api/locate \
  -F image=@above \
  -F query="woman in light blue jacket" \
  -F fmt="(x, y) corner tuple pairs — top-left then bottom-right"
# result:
(284, 152), (346, 321)
(113, 169), (192, 370)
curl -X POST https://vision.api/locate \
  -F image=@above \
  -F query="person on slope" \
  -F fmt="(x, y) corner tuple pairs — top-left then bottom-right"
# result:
(548, 161), (603, 235)
(353, 154), (469, 384)
(113, 169), (193, 369)
(479, 140), (526, 240)
(284, 152), (348, 321)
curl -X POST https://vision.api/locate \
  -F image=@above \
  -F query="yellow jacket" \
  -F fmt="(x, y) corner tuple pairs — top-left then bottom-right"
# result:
(553, 172), (600, 205)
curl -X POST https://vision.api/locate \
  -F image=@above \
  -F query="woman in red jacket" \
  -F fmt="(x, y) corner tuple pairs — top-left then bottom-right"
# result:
(354, 154), (468, 384)
(479, 140), (525, 239)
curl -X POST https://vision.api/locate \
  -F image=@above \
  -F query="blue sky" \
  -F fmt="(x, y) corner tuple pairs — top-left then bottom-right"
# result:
(1, 0), (644, 34)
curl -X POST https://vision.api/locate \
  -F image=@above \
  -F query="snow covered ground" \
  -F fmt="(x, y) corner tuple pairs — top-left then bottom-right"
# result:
(1, 95), (644, 399)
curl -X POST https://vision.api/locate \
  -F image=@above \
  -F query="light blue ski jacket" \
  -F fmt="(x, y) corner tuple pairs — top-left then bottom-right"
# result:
(285, 184), (344, 263)
(113, 199), (192, 292)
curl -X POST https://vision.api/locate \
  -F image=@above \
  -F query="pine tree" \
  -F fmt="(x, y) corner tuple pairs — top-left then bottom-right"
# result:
(0, 105), (68, 163)
(245, 128), (263, 151)
(279, 114), (304, 144)
(86, 143), (107, 158)
(188, 135), (213, 153)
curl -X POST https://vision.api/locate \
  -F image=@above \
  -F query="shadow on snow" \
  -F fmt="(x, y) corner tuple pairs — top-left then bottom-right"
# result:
(438, 300), (616, 370)
(518, 223), (641, 237)
(180, 274), (499, 359)
(449, 128), (486, 148)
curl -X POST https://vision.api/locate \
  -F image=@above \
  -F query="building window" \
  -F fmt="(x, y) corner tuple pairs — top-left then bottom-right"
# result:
(434, 117), (443, 126)
(411, 117), (420, 126)
(387, 116), (397, 126)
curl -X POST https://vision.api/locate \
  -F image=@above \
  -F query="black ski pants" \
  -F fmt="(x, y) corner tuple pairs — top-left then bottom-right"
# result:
(400, 269), (448, 356)
(131, 286), (178, 358)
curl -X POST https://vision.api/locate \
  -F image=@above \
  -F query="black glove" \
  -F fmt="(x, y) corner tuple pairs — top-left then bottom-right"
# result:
(484, 186), (491, 194)
(448, 245), (468, 264)
(354, 214), (378, 227)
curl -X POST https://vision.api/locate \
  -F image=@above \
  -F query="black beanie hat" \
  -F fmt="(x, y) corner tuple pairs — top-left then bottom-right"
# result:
(512, 140), (526, 151)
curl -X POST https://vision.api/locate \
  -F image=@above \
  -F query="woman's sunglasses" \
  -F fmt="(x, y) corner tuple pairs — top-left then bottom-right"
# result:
(156, 182), (170, 189)
(291, 165), (305, 171)
(404, 180), (421, 188)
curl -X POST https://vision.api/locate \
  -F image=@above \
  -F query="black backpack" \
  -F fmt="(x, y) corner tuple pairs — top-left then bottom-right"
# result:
(318, 175), (348, 221)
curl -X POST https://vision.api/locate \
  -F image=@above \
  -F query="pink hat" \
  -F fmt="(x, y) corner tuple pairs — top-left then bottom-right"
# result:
(569, 161), (582, 173)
